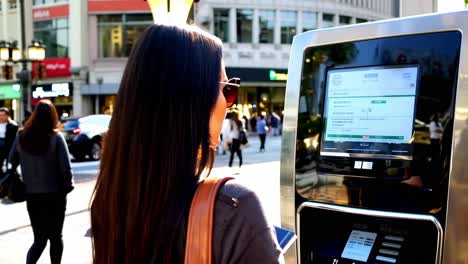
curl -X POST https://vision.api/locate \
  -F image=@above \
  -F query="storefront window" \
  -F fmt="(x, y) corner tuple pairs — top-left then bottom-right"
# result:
(124, 25), (149, 56)
(126, 14), (153, 22)
(322, 13), (335, 28)
(236, 9), (253, 43)
(34, 18), (69, 58)
(213, 8), (230, 42)
(99, 24), (123, 57)
(258, 10), (275, 44)
(102, 95), (116, 115)
(54, 96), (73, 119)
(302, 12), (318, 32)
(280, 11), (297, 44)
(98, 14), (153, 58)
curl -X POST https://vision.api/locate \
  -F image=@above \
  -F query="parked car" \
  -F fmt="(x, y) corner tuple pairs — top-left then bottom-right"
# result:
(62, 115), (111, 160)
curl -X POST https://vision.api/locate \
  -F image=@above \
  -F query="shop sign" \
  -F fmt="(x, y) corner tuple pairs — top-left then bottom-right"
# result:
(226, 67), (288, 83)
(32, 58), (71, 78)
(269, 70), (288, 81)
(0, 84), (21, 100)
(33, 4), (69, 21)
(32, 82), (73, 99)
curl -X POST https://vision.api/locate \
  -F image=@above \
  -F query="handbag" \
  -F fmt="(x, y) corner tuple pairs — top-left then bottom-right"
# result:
(184, 176), (234, 264)
(0, 169), (25, 203)
(239, 130), (248, 145)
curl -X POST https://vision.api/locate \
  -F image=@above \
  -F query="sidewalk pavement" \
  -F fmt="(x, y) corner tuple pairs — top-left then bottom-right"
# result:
(0, 181), (94, 264)
(0, 134), (282, 263)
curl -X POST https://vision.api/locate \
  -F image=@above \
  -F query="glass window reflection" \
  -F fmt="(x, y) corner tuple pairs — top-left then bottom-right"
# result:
(33, 18), (69, 58)
(259, 10), (275, 44)
(237, 9), (253, 43)
(339, 15), (351, 25)
(302, 12), (318, 32)
(214, 8), (230, 43)
(322, 13), (335, 28)
(280, 11), (297, 44)
(98, 14), (152, 58)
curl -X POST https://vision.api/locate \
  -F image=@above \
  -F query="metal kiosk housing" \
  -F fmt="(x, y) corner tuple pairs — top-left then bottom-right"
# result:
(281, 10), (468, 264)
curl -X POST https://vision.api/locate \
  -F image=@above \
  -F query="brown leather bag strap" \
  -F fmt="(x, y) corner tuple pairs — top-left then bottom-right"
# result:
(184, 176), (234, 264)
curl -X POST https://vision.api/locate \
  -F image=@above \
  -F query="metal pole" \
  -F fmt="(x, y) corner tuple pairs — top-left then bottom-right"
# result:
(20, 0), (25, 54)
(18, 0), (31, 123)
(96, 77), (103, 114)
(95, 95), (99, 114)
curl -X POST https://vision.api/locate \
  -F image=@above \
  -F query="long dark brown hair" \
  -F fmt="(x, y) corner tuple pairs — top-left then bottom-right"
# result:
(19, 99), (59, 156)
(90, 24), (223, 264)
(230, 112), (243, 131)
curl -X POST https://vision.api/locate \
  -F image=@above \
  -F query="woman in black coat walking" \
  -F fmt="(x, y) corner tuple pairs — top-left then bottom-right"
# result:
(9, 100), (73, 264)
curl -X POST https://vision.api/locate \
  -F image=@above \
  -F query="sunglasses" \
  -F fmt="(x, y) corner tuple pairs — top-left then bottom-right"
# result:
(220, 77), (240, 108)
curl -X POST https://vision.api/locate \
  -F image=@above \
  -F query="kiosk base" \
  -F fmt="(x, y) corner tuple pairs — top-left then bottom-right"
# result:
(297, 202), (442, 264)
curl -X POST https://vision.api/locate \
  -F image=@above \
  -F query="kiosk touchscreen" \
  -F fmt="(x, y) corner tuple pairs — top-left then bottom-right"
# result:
(321, 65), (419, 160)
(317, 65), (422, 178)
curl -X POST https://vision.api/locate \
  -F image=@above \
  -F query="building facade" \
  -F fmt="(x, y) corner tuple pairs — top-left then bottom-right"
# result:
(83, 0), (399, 119)
(2, 0), (456, 122)
(196, 0), (399, 118)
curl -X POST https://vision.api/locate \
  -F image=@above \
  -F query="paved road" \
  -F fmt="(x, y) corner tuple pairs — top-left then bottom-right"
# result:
(70, 133), (281, 179)
(0, 134), (283, 263)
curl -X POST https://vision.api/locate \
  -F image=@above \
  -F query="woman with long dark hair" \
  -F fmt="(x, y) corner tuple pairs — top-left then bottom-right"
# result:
(90, 24), (282, 263)
(9, 99), (73, 264)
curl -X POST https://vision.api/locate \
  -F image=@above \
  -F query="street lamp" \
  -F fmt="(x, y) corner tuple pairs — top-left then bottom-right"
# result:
(28, 41), (46, 61)
(9, 0), (49, 122)
(0, 42), (10, 61)
(16, 40), (47, 122)
(0, 39), (47, 122)
(11, 46), (20, 62)
(0, 41), (22, 62)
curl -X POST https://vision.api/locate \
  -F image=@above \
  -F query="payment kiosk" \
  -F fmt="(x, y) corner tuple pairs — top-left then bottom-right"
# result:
(280, 11), (468, 264)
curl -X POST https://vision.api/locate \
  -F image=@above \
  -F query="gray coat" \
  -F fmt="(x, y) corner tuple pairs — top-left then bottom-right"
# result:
(9, 132), (73, 194)
(212, 181), (284, 264)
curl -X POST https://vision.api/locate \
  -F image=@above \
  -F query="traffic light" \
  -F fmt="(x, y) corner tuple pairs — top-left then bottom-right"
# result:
(38, 64), (46, 79)
(1, 65), (13, 80)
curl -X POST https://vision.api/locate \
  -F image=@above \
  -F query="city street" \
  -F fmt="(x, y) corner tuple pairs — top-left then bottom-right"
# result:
(0, 134), (283, 263)
(0, 0), (467, 263)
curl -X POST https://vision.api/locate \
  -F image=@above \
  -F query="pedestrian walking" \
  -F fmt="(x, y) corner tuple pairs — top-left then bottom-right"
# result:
(220, 113), (232, 155)
(242, 115), (249, 131)
(257, 115), (268, 152)
(279, 113), (284, 135)
(250, 114), (257, 133)
(271, 112), (280, 136)
(0, 107), (18, 175)
(90, 24), (282, 264)
(9, 100), (74, 264)
(228, 112), (243, 168)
